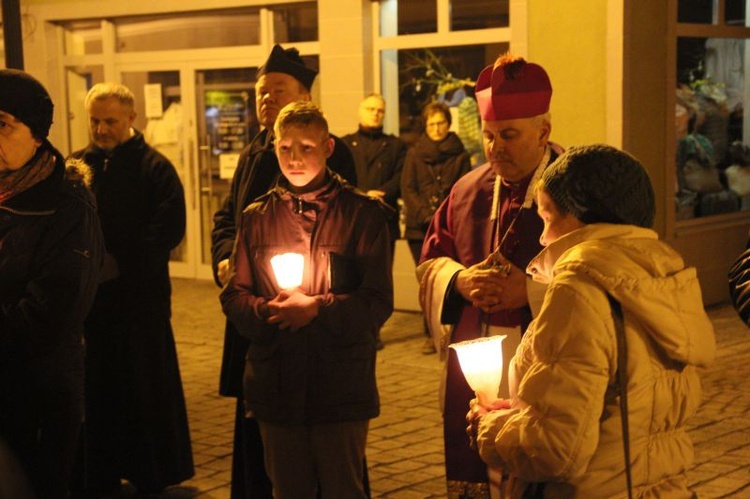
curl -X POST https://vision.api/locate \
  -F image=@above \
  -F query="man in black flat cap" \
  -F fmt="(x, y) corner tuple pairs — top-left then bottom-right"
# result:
(211, 45), (358, 499)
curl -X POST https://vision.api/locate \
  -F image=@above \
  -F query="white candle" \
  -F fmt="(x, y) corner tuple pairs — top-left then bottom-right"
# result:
(450, 335), (506, 407)
(270, 252), (304, 289)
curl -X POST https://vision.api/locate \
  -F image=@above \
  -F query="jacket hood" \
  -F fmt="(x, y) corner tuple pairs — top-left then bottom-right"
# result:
(528, 223), (716, 367)
(64, 157), (94, 188)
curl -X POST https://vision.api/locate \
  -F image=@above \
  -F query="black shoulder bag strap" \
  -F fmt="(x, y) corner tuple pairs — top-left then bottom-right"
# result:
(608, 294), (634, 499)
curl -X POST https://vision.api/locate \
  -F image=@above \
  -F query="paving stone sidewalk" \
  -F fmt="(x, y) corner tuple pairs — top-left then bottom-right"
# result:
(118, 278), (749, 498)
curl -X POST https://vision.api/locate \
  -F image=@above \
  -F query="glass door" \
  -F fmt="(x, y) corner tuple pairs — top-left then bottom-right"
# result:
(81, 64), (259, 279)
(120, 70), (192, 274)
(195, 68), (258, 273)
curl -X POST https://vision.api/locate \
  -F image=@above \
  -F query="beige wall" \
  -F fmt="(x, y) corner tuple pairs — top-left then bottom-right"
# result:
(526, 0), (609, 149)
(621, 0), (669, 238)
(317, 0), (372, 138)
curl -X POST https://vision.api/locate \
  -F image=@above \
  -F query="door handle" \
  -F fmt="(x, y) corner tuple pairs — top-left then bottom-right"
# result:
(204, 134), (213, 198)
(188, 138), (196, 210)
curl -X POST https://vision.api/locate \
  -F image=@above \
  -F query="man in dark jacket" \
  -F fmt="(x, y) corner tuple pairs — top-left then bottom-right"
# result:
(0, 69), (103, 499)
(342, 94), (407, 349)
(342, 93), (407, 252)
(211, 44), (357, 499)
(71, 83), (194, 496)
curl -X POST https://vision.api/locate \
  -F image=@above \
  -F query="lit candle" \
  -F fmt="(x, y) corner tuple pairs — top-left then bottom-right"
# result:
(270, 252), (304, 289)
(450, 335), (506, 408)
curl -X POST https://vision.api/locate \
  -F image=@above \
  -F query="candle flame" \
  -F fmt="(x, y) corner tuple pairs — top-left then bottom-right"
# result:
(270, 252), (304, 289)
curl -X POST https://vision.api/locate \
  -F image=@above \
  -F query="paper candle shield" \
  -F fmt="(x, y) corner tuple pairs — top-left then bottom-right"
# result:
(450, 335), (506, 407)
(270, 252), (304, 289)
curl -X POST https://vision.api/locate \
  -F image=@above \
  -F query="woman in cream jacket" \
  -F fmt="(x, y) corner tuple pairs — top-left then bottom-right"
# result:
(470, 145), (716, 498)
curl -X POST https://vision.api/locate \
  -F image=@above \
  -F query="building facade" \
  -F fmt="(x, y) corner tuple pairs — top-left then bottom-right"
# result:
(11, 0), (749, 306)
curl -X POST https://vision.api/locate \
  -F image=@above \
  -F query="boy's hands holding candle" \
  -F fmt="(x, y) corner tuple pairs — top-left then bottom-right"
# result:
(267, 289), (319, 331)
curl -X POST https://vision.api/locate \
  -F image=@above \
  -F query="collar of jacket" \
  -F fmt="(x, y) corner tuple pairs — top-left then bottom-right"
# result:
(87, 130), (147, 159)
(260, 128), (275, 151)
(415, 132), (465, 164)
(357, 126), (385, 140)
(275, 170), (340, 217)
(527, 223), (659, 284)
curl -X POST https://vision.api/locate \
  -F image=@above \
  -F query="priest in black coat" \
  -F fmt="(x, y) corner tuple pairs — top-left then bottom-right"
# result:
(71, 82), (193, 495)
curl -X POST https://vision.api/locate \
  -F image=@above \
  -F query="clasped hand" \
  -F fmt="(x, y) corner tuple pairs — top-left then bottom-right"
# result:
(455, 253), (528, 313)
(465, 397), (512, 450)
(266, 289), (319, 331)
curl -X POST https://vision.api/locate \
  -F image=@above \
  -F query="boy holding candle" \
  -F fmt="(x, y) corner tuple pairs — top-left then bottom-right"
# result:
(221, 101), (393, 499)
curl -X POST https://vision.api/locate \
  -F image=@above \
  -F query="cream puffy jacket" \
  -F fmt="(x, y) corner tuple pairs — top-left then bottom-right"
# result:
(476, 224), (716, 498)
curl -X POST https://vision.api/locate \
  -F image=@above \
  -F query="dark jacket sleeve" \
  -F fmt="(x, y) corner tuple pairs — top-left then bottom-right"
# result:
(0, 189), (103, 352)
(729, 241), (750, 326)
(145, 152), (186, 253)
(379, 138), (407, 206)
(330, 135), (358, 186)
(400, 148), (431, 227)
(219, 216), (277, 338)
(211, 148), (252, 286)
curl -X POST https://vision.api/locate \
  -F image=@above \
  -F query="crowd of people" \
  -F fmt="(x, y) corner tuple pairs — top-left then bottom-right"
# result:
(0, 43), (722, 499)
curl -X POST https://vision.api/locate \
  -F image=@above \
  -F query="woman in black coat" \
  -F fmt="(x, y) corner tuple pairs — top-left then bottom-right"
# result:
(401, 102), (471, 353)
(0, 69), (103, 499)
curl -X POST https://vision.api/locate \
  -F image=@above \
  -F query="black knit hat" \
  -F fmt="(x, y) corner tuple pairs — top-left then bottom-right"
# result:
(257, 44), (318, 91)
(0, 69), (54, 139)
(541, 144), (655, 228)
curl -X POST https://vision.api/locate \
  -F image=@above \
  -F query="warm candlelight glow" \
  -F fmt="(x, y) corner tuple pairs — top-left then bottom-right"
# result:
(450, 335), (506, 407)
(270, 252), (304, 289)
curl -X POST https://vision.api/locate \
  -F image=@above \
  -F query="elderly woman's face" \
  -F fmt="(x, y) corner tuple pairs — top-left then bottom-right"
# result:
(0, 111), (42, 172)
(536, 187), (584, 246)
(425, 111), (450, 142)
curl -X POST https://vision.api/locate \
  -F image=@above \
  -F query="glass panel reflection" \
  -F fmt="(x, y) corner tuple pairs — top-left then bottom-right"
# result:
(450, 0), (509, 31)
(273, 2), (318, 43)
(197, 68), (257, 265)
(678, 0), (716, 24)
(397, 0), (437, 35)
(726, 1), (747, 25)
(115, 9), (260, 52)
(65, 66), (104, 154)
(59, 20), (103, 55)
(119, 71), (189, 262)
(675, 37), (750, 220)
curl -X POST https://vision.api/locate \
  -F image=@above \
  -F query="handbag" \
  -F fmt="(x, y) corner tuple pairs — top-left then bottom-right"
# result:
(607, 294), (634, 499)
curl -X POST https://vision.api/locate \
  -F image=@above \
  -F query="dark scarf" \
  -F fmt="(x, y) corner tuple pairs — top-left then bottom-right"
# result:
(0, 148), (55, 205)
(415, 132), (465, 165)
(355, 126), (385, 162)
